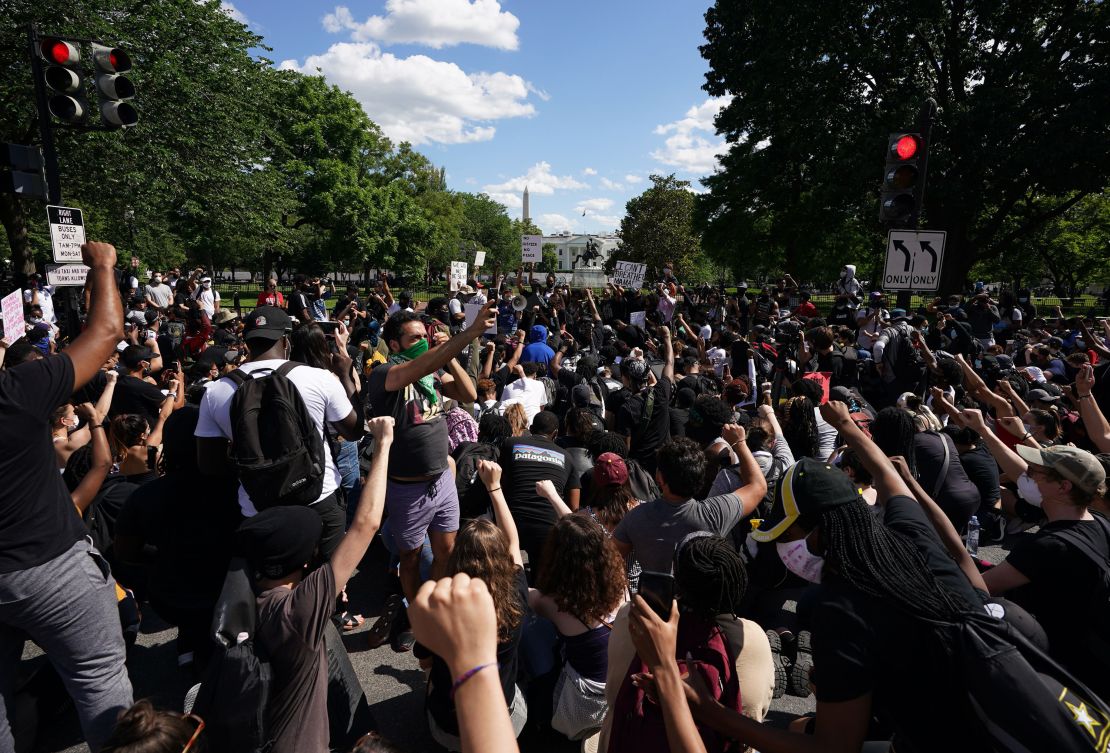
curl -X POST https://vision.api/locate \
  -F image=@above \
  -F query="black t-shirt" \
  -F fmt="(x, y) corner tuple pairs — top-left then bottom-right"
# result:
(812, 496), (986, 752)
(111, 374), (166, 425)
(82, 474), (138, 560)
(423, 567), (528, 736)
(913, 432), (981, 530)
(669, 407), (689, 438)
(959, 445), (1001, 506)
(500, 435), (581, 561)
(115, 472), (240, 610)
(616, 378), (672, 474)
(1005, 515), (1110, 693)
(366, 362), (448, 477)
(288, 291), (311, 322)
(0, 354), (87, 572)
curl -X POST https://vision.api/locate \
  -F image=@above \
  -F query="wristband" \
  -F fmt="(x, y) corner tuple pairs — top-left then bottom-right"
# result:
(486, 486), (501, 493)
(1079, 394), (1093, 400)
(90, 424), (103, 430)
(1022, 432), (1034, 441)
(450, 662), (498, 700)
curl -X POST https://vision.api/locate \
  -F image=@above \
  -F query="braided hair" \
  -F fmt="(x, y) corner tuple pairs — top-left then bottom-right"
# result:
(675, 534), (749, 619)
(869, 406), (919, 478)
(782, 396), (820, 460)
(820, 501), (971, 622)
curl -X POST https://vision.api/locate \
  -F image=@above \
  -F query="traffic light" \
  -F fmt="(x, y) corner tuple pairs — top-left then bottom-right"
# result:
(879, 132), (925, 227)
(0, 143), (47, 200)
(38, 38), (87, 124)
(91, 44), (137, 128)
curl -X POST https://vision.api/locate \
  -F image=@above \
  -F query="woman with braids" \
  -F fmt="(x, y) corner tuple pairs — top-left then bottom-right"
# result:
(668, 400), (994, 753)
(871, 405), (981, 531)
(780, 396), (821, 461)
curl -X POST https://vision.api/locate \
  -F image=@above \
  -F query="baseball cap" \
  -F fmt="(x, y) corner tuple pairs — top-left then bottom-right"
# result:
(890, 308), (909, 322)
(121, 344), (154, 370)
(571, 383), (595, 408)
(242, 305), (292, 342)
(622, 358), (649, 382)
(750, 458), (863, 543)
(1015, 445), (1107, 496)
(1026, 388), (1060, 404)
(592, 453), (629, 488)
(236, 507), (322, 580)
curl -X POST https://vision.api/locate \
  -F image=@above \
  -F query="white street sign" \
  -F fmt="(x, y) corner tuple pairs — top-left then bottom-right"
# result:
(521, 234), (542, 264)
(883, 230), (946, 291)
(611, 261), (647, 289)
(45, 263), (90, 287)
(46, 205), (86, 263)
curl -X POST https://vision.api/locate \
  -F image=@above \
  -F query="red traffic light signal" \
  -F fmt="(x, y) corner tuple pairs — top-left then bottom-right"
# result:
(92, 43), (137, 128)
(880, 132), (926, 227)
(893, 134), (919, 160)
(40, 39), (79, 65)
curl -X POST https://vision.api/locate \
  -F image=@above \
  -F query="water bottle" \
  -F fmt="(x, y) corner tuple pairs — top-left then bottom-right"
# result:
(966, 515), (980, 557)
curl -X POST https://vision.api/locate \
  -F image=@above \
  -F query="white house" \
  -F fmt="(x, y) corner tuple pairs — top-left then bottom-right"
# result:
(541, 232), (620, 272)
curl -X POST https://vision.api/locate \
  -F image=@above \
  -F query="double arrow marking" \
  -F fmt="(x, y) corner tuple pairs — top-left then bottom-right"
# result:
(893, 239), (938, 273)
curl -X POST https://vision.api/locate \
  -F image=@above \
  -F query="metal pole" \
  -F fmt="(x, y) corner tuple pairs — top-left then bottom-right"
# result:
(913, 98), (937, 231)
(27, 25), (61, 205)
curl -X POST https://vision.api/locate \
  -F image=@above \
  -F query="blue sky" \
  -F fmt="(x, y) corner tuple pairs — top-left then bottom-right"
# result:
(224, 0), (730, 234)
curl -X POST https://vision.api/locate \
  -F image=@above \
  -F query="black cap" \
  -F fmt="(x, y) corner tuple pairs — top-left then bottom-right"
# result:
(121, 344), (155, 370)
(750, 458), (862, 542)
(236, 507), (322, 580)
(242, 306), (292, 342)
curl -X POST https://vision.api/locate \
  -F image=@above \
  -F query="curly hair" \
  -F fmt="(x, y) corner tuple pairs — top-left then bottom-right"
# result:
(537, 514), (626, 623)
(448, 518), (525, 642)
(504, 403), (529, 437)
(101, 700), (207, 753)
(586, 479), (639, 530)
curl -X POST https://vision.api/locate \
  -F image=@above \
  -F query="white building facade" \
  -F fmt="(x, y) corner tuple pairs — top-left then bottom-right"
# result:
(542, 232), (620, 272)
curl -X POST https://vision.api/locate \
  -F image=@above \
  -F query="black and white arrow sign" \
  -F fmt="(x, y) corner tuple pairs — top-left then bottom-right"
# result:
(883, 231), (946, 291)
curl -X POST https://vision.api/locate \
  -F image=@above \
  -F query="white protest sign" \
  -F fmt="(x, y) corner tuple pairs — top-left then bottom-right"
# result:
(629, 310), (646, 328)
(1, 289), (24, 344)
(449, 261), (468, 292)
(46, 205), (86, 263)
(883, 230), (947, 291)
(474, 250), (486, 267)
(521, 234), (542, 264)
(45, 263), (90, 287)
(464, 302), (497, 335)
(611, 261), (647, 289)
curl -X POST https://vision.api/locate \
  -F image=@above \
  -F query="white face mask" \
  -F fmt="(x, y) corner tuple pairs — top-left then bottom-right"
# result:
(152, 276), (162, 284)
(203, 282), (212, 289)
(777, 534), (825, 583)
(1016, 472), (1044, 507)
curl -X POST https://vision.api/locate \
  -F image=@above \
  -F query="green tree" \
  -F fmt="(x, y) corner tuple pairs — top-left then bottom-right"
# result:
(541, 244), (559, 274)
(459, 192), (517, 272)
(610, 174), (703, 281)
(697, 0), (1110, 292)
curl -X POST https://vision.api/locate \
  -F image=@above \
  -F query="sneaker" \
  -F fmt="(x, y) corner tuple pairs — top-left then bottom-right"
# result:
(390, 608), (416, 653)
(788, 630), (813, 698)
(765, 629), (791, 699)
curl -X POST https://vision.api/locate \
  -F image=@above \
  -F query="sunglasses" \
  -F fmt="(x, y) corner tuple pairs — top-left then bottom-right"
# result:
(181, 713), (205, 753)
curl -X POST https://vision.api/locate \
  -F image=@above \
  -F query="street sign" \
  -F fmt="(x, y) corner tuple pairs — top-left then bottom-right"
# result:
(611, 261), (647, 289)
(1, 289), (24, 343)
(521, 234), (542, 264)
(882, 230), (946, 291)
(46, 204), (85, 263)
(474, 250), (486, 267)
(449, 261), (467, 292)
(45, 263), (89, 287)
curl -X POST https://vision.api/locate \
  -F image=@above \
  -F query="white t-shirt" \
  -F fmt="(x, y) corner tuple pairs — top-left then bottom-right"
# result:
(195, 359), (354, 516)
(500, 377), (547, 423)
(24, 286), (56, 323)
(387, 302), (413, 316)
(194, 287), (219, 316)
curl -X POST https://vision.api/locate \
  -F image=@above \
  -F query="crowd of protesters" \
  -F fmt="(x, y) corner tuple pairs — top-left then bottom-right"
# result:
(4, 246), (1110, 753)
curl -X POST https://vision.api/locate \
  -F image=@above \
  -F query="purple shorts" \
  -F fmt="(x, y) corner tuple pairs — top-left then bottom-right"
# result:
(385, 469), (460, 553)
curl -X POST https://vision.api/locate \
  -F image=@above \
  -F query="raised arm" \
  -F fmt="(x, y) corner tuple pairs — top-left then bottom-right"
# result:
(956, 354), (1013, 418)
(960, 408), (1028, 480)
(65, 243), (124, 391)
(330, 417), (394, 592)
(94, 369), (119, 422)
(721, 423), (768, 516)
(71, 402), (112, 515)
(819, 400), (912, 500)
(535, 479), (573, 519)
(661, 324), (675, 384)
(1077, 364), (1110, 453)
(479, 460), (523, 567)
(384, 301), (495, 392)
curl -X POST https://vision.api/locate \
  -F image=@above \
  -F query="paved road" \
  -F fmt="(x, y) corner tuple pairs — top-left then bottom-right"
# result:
(26, 537), (1013, 753)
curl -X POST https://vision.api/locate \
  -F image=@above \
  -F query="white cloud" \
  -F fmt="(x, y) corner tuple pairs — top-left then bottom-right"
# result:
(598, 177), (623, 191)
(279, 42), (535, 145)
(624, 174), (643, 184)
(538, 213), (577, 233)
(464, 177), (478, 185)
(589, 214), (622, 229)
(482, 162), (587, 209)
(650, 96), (733, 174)
(323, 0), (520, 50)
(581, 167), (597, 176)
(220, 1), (249, 24)
(575, 197), (614, 214)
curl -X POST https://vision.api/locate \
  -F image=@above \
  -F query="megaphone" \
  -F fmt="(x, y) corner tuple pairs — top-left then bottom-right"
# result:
(512, 295), (527, 312)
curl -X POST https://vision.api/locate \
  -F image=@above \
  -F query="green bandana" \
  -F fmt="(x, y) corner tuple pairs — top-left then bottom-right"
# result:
(390, 338), (437, 406)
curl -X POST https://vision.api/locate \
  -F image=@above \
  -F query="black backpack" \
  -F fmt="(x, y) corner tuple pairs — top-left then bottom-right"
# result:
(192, 559), (274, 753)
(1049, 514), (1110, 671)
(887, 327), (924, 385)
(935, 609), (1110, 753)
(226, 363), (325, 510)
(452, 441), (501, 520)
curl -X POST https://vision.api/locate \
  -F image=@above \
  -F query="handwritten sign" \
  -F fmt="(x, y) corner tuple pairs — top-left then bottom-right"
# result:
(1, 289), (24, 343)
(611, 261), (647, 289)
(521, 235), (542, 264)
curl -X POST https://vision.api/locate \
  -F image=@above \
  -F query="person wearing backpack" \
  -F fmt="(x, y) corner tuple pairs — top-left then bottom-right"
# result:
(978, 441), (1110, 699)
(232, 416), (394, 753)
(872, 311), (924, 406)
(616, 329), (675, 477)
(195, 306), (363, 560)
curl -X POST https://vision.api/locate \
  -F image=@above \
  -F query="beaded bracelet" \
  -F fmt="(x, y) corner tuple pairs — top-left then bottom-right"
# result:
(450, 662), (499, 700)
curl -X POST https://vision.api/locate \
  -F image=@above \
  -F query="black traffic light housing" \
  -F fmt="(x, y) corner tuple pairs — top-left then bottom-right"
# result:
(879, 132), (927, 227)
(38, 37), (88, 124)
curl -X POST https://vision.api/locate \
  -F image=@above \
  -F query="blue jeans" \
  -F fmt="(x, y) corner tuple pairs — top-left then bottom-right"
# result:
(0, 538), (133, 751)
(336, 440), (361, 530)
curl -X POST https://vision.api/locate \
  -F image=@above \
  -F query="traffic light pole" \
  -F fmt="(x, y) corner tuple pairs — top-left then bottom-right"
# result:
(911, 98), (937, 231)
(27, 25), (61, 205)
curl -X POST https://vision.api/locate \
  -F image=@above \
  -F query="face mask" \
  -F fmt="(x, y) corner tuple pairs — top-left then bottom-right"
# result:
(398, 338), (429, 360)
(1016, 472), (1044, 507)
(152, 276), (162, 284)
(64, 416), (79, 431)
(203, 282), (212, 289)
(776, 534), (825, 583)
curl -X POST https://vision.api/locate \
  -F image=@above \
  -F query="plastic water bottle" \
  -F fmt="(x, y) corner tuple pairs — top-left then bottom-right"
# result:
(966, 515), (980, 557)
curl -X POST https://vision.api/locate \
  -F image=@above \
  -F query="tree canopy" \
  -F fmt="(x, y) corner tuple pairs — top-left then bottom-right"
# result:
(609, 174), (714, 282)
(696, 0), (1110, 292)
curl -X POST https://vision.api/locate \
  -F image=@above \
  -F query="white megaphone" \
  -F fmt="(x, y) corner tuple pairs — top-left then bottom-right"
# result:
(512, 295), (527, 312)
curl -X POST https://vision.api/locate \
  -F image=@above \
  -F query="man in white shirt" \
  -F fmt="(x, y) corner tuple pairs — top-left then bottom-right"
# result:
(500, 362), (548, 423)
(193, 276), (219, 317)
(144, 273), (173, 310)
(195, 306), (363, 558)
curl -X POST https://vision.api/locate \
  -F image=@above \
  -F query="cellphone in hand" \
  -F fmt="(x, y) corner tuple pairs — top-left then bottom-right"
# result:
(636, 570), (675, 621)
(318, 321), (339, 336)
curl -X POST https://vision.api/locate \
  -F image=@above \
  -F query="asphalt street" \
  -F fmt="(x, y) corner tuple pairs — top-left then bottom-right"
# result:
(25, 535), (1014, 753)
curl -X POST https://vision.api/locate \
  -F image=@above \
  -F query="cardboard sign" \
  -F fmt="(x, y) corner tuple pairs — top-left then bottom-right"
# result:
(629, 310), (646, 328)
(449, 261), (467, 292)
(45, 263), (90, 287)
(46, 205), (85, 263)
(1, 289), (24, 344)
(612, 261), (647, 289)
(521, 234), (542, 264)
(464, 302), (497, 335)
(474, 250), (486, 267)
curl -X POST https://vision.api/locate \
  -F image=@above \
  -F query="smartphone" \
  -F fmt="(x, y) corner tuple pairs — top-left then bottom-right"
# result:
(318, 321), (339, 336)
(146, 446), (157, 471)
(637, 570), (675, 621)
